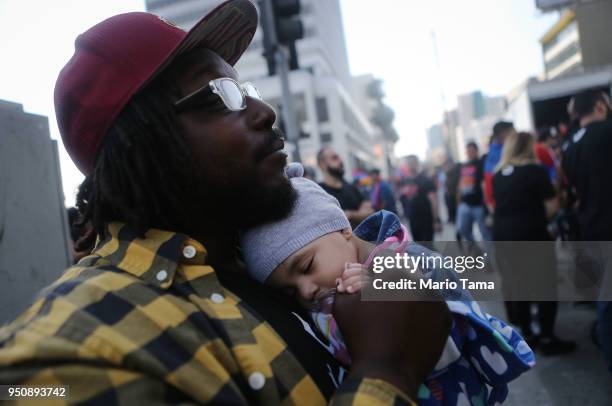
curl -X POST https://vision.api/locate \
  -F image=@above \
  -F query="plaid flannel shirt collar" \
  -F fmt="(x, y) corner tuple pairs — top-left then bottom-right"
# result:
(91, 222), (208, 288)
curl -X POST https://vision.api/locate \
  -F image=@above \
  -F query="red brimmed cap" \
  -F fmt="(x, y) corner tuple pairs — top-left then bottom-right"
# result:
(54, 0), (258, 175)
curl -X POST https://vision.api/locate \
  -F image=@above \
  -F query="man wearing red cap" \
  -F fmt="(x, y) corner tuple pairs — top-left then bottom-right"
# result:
(0, 1), (449, 404)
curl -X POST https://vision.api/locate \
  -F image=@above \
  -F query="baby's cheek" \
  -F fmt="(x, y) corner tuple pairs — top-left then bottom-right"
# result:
(317, 265), (344, 288)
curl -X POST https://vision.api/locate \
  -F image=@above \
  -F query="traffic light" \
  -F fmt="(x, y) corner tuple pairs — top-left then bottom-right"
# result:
(273, 0), (304, 45)
(260, 0), (304, 75)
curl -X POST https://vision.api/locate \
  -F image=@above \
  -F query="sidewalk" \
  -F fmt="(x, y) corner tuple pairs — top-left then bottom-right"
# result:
(433, 222), (612, 405)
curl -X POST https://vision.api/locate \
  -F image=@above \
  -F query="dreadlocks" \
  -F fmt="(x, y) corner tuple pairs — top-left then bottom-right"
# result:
(74, 75), (198, 251)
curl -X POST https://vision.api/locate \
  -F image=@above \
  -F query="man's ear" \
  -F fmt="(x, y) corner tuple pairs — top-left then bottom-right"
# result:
(341, 228), (353, 240)
(596, 100), (608, 118)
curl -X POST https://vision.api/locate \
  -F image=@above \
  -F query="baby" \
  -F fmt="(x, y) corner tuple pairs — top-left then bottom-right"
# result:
(240, 164), (534, 405)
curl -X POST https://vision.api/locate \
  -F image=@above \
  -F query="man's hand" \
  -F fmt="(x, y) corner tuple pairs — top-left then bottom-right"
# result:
(333, 270), (451, 399)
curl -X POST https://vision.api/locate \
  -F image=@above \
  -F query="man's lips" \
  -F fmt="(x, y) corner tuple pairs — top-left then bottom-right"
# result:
(264, 150), (288, 168)
(269, 137), (285, 156)
(259, 139), (286, 163)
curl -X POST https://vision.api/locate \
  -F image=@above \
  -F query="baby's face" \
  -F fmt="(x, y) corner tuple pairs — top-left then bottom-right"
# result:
(267, 230), (358, 307)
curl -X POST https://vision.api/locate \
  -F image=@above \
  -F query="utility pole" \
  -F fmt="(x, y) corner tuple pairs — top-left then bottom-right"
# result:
(431, 29), (453, 161)
(260, 0), (302, 162)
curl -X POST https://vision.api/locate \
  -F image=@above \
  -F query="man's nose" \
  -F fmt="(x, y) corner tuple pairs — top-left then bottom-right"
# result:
(246, 97), (276, 130)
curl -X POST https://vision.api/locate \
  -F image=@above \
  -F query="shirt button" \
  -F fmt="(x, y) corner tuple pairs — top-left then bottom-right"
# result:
(210, 293), (225, 304)
(248, 372), (265, 390)
(156, 270), (168, 282)
(182, 245), (197, 259)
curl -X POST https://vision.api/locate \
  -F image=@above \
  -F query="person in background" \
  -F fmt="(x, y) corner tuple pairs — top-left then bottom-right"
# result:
(351, 168), (371, 199)
(442, 156), (461, 225)
(456, 141), (491, 244)
(484, 121), (516, 212)
(303, 165), (317, 181)
(369, 168), (398, 214)
(562, 89), (612, 371)
(399, 155), (441, 243)
(493, 132), (576, 356)
(535, 127), (559, 185)
(318, 147), (374, 227)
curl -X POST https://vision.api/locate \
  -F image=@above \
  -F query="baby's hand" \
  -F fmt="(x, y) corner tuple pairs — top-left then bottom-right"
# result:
(336, 263), (367, 294)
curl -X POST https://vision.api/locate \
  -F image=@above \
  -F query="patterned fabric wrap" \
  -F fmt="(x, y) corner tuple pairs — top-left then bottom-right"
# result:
(0, 222), (417, 405)
(311, 210), (535, 405)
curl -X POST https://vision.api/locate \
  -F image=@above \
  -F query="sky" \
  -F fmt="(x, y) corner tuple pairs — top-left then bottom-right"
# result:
(339, 0), (558, 158)
(0, 0), (558, 207)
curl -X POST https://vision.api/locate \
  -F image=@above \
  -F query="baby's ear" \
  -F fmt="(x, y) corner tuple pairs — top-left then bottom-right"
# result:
(341, 228), (353, 240)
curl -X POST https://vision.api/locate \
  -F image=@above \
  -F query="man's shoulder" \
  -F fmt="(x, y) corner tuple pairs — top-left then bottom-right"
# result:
(0, 260), (196, 363)
(416, 174), (434, 186)
(524, 163), (549, 178)
(586, 120), (612, 145)
(319, 180), (356, 194)
(2, 261), (139, 329)
(318, 181), (337, 193)
(380, 180), (394, 192)
(38, 257), (140, 299)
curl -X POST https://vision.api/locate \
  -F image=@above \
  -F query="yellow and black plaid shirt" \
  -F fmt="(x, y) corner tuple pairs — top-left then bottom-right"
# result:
(0, 223), (415, 405)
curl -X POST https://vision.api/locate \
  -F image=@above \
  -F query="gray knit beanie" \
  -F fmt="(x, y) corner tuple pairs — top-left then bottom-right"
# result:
(240, 163), (351, 283)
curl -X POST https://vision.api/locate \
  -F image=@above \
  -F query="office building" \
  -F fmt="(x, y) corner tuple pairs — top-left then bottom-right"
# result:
(538, 1), (612, 79)
(540, 10), (582, 79)
(0, 100), (71, 323)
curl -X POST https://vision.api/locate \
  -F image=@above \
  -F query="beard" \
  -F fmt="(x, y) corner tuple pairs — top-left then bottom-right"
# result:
(328, 165), (345, 180)
(191, 162), (297, 230)
(182, 122), (299, 229)
(232, 174), (297, 228)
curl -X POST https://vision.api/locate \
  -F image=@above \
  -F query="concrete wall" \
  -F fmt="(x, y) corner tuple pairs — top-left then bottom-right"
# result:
(576, 0), (612, 69)
(0, 100), (71, 323)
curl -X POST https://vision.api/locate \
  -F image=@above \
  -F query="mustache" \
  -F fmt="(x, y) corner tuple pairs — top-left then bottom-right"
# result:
(256, 126), (286, 161)
(272, 125), (285, 140)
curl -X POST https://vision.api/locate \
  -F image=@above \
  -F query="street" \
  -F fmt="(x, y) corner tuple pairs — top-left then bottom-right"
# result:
(433, 223), (612, 405)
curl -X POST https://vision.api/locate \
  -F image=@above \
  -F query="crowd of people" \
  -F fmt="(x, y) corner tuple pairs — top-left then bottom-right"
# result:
(307, 90), (611, 369)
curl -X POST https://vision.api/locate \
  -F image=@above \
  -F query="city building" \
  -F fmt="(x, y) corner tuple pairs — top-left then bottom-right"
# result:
(538, 1), (612, 79)
(0, 100), (71, 323)
(504, 78), (538, 132)
(484, 96), (507, 118)
(425, 88), (507, 164)
(352, 74), (399, 177)
(457, 91), (486, 130)
(457, 91), (506, 155)
(426, 123), (445, 163)
(442, 109), (461, 162)
(540, 10), (582, 79)
(146, 0), (396, 180)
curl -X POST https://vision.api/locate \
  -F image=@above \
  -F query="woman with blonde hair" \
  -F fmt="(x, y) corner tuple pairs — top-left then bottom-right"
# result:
(493, 131), (576, 356)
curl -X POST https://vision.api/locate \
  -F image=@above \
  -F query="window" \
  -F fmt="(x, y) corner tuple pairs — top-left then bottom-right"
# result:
(320, 132), (332, 143)
(316, 97), (329, 123)
(545, 41), (581, 73)
(342, 101), (365, 136)
(543, 21), (577, 54)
